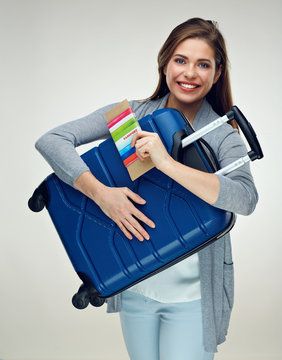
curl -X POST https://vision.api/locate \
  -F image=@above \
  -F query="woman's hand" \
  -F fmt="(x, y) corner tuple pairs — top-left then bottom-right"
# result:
(94, 186), (155, 241)
(74, 171), (155, 241)
(131, 130), (173, 170)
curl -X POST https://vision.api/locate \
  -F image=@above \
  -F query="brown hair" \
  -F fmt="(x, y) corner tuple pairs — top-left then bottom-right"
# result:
(148, 18), (238, 129)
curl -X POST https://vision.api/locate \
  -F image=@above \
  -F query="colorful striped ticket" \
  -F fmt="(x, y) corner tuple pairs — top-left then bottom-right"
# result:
(105, 99), (154, 181)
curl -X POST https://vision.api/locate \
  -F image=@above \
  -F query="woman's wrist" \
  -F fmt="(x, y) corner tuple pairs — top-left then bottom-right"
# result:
(156, 155), (177, 174)
(74, 170), (107, 204)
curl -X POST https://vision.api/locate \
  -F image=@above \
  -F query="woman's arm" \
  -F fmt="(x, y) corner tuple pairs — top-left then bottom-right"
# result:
(132, 129), (258, 215)
(35, 105), (111, 187)
(132, 131), (219, 204)
(35, 104), (155, 241)
(159, 160), (220, 205)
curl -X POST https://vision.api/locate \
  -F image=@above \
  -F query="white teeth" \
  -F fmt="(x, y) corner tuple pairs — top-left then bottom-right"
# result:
(179, 83), (197, 89)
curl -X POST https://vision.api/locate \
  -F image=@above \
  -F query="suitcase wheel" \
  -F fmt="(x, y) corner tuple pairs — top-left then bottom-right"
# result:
(72, 285), (90, 309)
(72, 283), (105, 309)
(72, 293), (90, 309)
(90, 295), (105, 307)
(28, 181), (49, 212)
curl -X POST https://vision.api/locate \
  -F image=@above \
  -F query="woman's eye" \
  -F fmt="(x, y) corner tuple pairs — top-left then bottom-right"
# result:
(175, 58), (185, 64)
(199, 63), (209, 68)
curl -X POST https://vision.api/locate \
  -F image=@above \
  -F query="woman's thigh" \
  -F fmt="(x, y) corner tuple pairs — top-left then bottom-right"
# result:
(120, 290), (214, 360)
(120, 291), (160, 360)
(159, 300), (214, 360)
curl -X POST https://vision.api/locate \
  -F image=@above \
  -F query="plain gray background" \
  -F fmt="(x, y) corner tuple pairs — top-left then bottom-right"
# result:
(1, 0), (281, 359)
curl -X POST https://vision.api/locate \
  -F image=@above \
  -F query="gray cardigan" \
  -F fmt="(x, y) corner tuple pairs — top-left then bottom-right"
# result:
(35, 95), (258, 353)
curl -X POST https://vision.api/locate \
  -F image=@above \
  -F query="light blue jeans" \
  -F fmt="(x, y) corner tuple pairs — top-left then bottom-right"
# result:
(120, 290), (214, 360)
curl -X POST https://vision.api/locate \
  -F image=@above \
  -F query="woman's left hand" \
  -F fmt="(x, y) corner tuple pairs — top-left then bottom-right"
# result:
(131, 130), (173, 170)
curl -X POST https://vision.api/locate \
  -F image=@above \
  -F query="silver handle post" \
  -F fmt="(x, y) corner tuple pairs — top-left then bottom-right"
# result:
(181, 115), (230, 149)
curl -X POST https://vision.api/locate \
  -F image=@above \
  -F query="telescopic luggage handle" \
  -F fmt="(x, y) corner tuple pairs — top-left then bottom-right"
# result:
(181, 106), (263, 176)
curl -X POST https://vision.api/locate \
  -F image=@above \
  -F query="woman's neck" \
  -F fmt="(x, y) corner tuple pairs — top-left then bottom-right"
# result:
(165, 94), (204, 124)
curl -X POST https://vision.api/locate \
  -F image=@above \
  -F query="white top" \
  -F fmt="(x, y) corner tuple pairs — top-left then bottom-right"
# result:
(128, 253), (201, 303)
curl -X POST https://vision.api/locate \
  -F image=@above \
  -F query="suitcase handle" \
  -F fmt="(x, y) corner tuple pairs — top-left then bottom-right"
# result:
(181, 106), (263, 176)
(227, 106), (263, 161)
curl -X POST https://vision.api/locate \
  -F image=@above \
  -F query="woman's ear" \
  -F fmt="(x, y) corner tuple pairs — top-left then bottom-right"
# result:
(213, 64), (222, 84)
(163, 65), (167, 76)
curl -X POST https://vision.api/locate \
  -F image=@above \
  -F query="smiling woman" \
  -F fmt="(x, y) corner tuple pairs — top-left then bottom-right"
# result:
(163, 38), (222, 123)
(149, 18), (236, 129)
(35, 17), (258, 360)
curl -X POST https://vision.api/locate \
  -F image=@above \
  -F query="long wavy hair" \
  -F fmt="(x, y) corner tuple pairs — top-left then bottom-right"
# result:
(148, 18), (237, 129)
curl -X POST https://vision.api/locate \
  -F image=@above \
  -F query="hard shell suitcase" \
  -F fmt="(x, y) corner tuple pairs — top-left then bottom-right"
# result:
(29, 107), (263, 309)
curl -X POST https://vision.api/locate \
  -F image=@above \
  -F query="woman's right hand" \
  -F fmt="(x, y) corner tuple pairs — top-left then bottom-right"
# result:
(94, 186), (155, 241)
(74, 171), (155, 241)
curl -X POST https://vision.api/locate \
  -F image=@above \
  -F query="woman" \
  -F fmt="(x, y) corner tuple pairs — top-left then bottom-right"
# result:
(35, 18), (258, 360)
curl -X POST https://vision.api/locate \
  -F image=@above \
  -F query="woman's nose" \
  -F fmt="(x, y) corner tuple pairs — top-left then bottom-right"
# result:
(184, 65), (197, 79)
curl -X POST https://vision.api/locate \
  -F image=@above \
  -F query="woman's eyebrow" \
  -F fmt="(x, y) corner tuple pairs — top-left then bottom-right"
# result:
(198, 58), (212, 63)
(173, 54), (188, 59)
(173, 54), (212, 63)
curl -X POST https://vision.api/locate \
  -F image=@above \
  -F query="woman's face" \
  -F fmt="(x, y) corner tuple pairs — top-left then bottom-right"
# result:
(164, 37), (221, 111)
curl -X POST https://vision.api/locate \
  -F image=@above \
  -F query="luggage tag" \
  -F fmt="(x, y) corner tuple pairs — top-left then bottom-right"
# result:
(105, 100), (154, 181)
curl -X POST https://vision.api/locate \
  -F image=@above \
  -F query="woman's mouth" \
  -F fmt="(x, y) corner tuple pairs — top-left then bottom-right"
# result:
(177, 82), (200, 91)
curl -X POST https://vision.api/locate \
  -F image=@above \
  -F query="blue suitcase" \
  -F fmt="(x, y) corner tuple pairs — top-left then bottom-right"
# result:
(28, 107), (263, 309)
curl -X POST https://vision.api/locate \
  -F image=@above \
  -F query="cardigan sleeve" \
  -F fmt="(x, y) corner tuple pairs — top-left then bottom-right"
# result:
(34, 97), (165, 187)
(211, 126), (259, 216)
(35, 103), (116, 187)
(35, 96), (167, 186)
